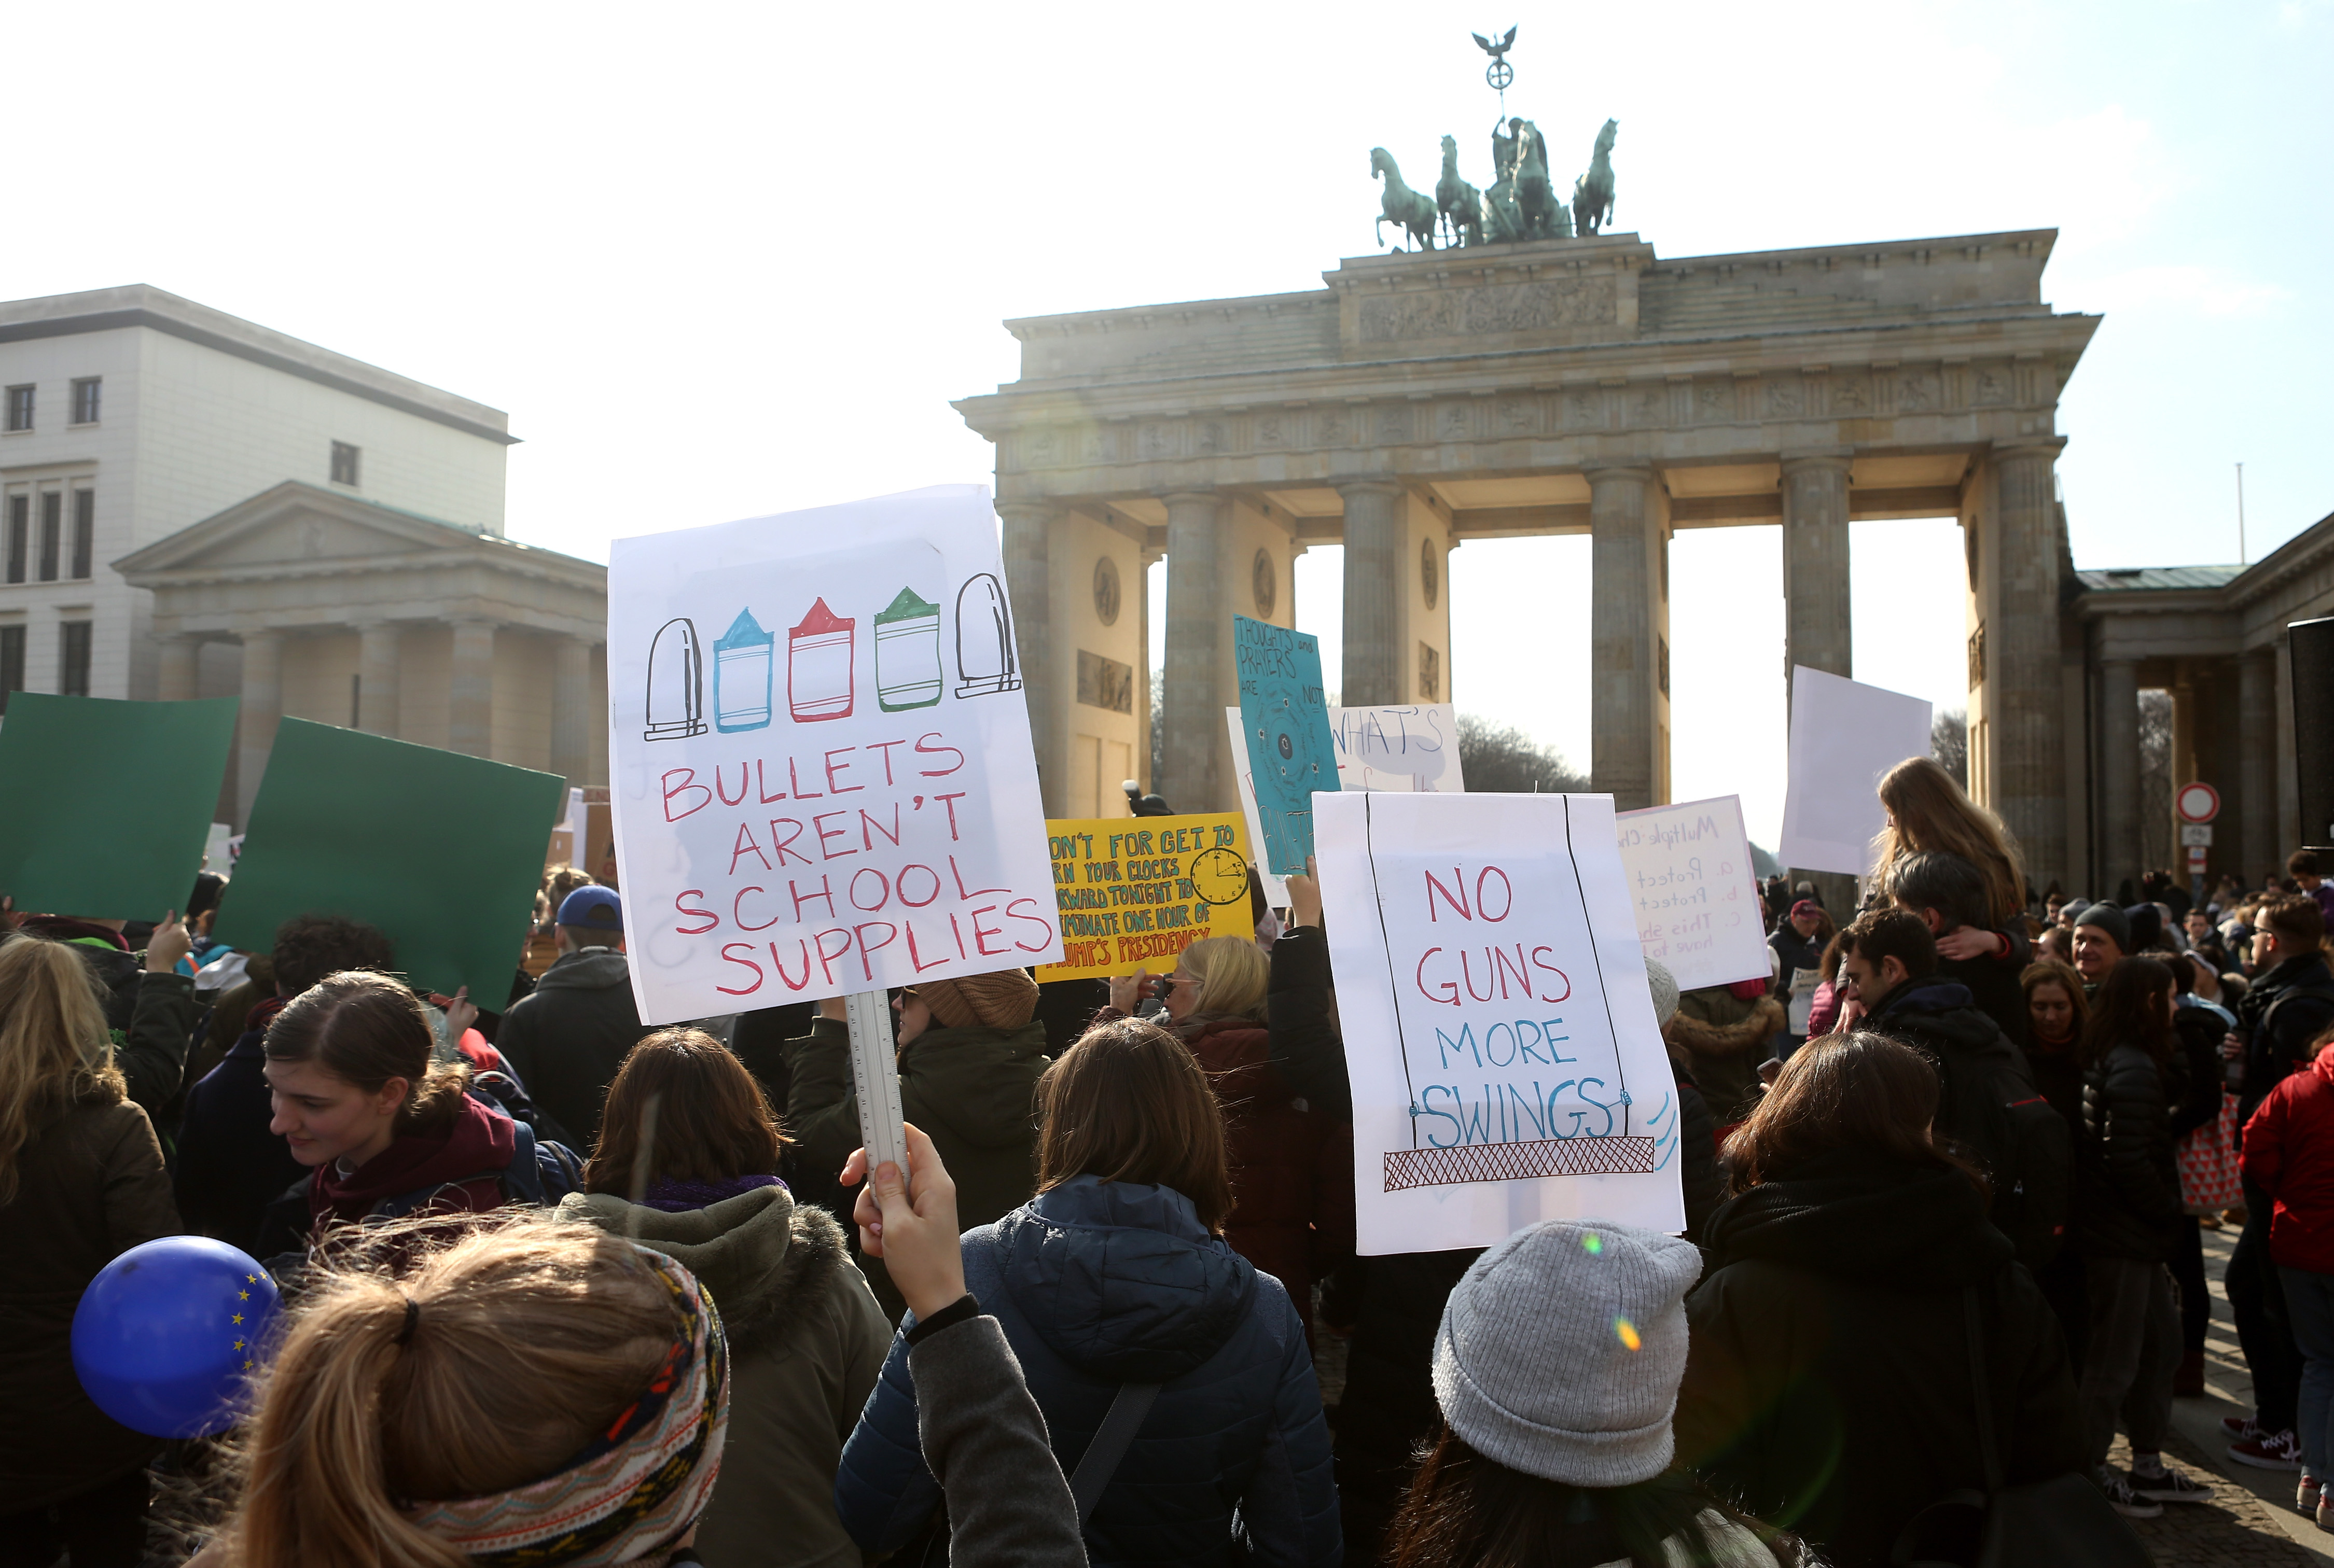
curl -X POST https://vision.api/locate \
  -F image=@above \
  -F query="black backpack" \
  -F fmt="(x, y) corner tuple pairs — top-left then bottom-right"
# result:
(1892, 1015), (2072, 1271)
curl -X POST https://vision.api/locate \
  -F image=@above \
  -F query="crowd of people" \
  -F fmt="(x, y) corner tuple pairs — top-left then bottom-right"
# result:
(9, 764), (2334, 1566)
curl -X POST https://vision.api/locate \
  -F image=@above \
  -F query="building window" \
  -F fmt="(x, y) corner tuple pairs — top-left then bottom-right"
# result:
(4, 495), (23, 584)
(70, 377), (101, 425)
(330, 441), (360, 486)
(71, 489), (93, 580)
(3, 386), (30, 432)
(0, 625), (23, 711)
(38, 492), (61, 582)
(59, 620), (91, 697)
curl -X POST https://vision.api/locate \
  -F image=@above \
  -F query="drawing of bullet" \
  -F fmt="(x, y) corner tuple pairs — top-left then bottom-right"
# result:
(953, 572), (1021, 698)
(644, 618), (706, 741)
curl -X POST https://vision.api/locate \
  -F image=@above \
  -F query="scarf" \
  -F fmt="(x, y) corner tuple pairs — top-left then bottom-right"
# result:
(246, 993), (290, 1040)
(408, 1248), (730, 1565)
(639, 1173), (785, 1213)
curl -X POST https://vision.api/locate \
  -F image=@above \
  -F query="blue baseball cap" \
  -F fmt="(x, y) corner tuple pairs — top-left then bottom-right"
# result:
(557, 885), (623, 931)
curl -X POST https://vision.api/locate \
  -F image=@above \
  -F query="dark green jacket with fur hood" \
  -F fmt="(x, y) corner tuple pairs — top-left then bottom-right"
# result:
(560, 1185), (889, 1568)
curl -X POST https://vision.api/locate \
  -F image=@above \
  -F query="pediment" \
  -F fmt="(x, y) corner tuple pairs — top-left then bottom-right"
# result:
(114, 481), (482, 578)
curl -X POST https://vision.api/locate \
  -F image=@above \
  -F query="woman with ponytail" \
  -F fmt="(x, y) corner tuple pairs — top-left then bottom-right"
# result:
(261, 971), (553, 1240)
(0, 936), (182, 1566)
(203, 1213), (729, 1567)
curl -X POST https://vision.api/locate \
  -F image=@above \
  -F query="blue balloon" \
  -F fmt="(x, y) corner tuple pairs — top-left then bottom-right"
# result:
(73, 1236), (280, 1438)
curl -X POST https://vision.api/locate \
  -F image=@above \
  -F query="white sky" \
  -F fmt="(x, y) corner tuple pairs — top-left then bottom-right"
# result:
(8, 0), (2326, 845)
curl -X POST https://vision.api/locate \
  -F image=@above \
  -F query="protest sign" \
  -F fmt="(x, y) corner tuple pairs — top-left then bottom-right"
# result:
(1315, 790), (1684, 1252)
(216, 719), (565, 1001)
(1233, 615), (1338, 877)
(607, 485), (1061, 1025)
(1037, 811), (1253, 981)
(0, 692), (238, 919)
(1228, 702), (1467, 907)
(1616, 795), (1767, 991)
(1331, 703), (1464, 792)
(1776, 666), (1933, 875)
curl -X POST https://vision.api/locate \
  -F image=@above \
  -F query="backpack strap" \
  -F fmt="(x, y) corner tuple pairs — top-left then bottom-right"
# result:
(1964, 1286), (2004, 1498)
(1068, 1382), (1162, 1525)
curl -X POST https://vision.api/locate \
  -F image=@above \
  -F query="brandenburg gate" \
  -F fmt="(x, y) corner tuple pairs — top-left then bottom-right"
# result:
(955, 227), (2098, 891)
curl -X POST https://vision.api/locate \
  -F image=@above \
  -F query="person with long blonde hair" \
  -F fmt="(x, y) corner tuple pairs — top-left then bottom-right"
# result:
(0, 935), (182, 1566)
(198, 1212), (728, 1567)
(1871, 755), (2029, 932)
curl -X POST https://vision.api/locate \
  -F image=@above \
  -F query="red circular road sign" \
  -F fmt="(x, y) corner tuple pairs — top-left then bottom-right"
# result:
(2176, 782), (2221, 824)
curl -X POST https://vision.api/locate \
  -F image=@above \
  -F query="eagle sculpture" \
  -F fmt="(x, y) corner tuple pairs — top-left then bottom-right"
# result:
(1471, 26), (1517, 60)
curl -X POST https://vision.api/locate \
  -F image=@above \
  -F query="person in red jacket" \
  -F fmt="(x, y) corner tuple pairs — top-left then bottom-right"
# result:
(2240, 1023), (2334, 1524)
(1108, 935), (1352, 1331)
(262, 970), (532, 1239)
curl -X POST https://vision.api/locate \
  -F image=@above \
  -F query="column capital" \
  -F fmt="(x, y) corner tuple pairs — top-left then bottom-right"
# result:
(1992, 437), (2067, 465)
(993, 500), (1057, 521)
(1779, 452), (1855, 477)
(1585, 465), (1655, 485)
(1159, 489), (1222, 510)
(1335, 478), (1402, 499)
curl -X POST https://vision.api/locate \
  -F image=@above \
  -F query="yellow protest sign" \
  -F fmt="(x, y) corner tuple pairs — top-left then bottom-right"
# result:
(1039, 812), (1254, 981)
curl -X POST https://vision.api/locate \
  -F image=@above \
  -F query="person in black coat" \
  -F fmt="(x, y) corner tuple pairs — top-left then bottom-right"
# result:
(493, 887), (651, 1151)
(1884, 849), (2031, 1050)
(1673, 1031), (2086, 1565)
(2074, 957), (2211, 1513)
(171, 914), (394, 1254)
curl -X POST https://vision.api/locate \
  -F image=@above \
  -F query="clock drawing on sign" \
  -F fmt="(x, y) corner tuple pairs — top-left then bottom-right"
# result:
(1190, 846), (1251, 907)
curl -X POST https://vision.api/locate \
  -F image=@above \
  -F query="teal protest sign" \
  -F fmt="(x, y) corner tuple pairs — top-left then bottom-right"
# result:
(216, 719), (565, 1000)
(0, 693), (238, 919)
(1233, 614), (1339, 875)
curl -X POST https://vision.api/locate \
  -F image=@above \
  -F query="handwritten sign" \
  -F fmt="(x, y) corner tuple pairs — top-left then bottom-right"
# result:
(1616, 795), (1766, 991)
(1233, 615), (1338, 876)
(607, 485), (1062, 1025)
(1777, 666), (1933, 876)
(1315, 791), (1684, 1253)
(1037, 811), (1253, 981)
(1332, 703), (1464, 792)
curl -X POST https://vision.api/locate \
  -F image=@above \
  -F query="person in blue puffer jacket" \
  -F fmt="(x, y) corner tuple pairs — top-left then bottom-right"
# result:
(834, 1013), (1341, 1567)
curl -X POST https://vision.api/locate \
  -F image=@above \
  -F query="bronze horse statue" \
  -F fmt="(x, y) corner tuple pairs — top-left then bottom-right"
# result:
(1371, 147), (1439, 251)
(1573, 118), (1618, 236)
(1435, 135), (1483, 248)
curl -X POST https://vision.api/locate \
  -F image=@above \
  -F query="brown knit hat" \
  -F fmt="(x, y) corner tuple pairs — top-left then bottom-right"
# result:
(911, 967), (1039, 1031)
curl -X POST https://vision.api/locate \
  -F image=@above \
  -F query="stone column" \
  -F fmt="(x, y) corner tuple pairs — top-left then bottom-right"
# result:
(155, 635), (197, 702)
(1339, 481), (1404, 706)
(996, 502), (1058, 812)
(1588, 467), (1663, 810)
(1988, 442), (2071, 889)
(355, 621), (401, 736)
(448, 619), (496, 759)
(236, 631), (283, 829)
(2240, 646), (2277, 879)
(1781, 455), (1853, 681)
(1159, 492), (1224, 813)
(2099, 657), (2142, 898)
(550, 635), (592, 791)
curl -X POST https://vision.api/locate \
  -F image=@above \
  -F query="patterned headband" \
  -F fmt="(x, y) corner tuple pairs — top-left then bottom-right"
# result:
(407, 1248), (730, 1565)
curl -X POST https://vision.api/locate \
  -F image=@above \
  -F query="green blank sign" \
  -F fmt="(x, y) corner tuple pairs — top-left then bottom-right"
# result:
(0, 692), (239, 919)
(216, 719), (565, 1001)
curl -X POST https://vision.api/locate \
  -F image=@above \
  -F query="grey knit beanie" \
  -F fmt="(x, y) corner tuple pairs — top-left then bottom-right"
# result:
(1644, 959), (1679, 1028)
(1433, 1218), (1704, 1487)
(2074, 900), (2130, 954)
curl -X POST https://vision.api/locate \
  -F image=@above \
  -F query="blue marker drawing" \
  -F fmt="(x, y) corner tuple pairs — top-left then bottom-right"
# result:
(1233, 613), (1339, 875)
(713, 608), (774, 733)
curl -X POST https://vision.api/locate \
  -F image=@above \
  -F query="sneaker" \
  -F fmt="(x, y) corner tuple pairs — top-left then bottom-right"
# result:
(2129, 1460), (2212, 1503)
(2301, 1475), (2323, 1516)
(2318, 1497), (2334, 1534)
(2225, 1413), (2264, 1440)
(2096, 1468), (2164, 1519)
(2231, 1428), (2307, 1471)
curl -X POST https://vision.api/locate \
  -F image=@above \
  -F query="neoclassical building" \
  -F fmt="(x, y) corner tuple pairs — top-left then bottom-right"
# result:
(957, 229), (2098, 890)
(0, 285), (606, 824)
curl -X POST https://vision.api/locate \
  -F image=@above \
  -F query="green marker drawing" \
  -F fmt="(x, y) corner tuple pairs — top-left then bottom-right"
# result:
(874, 586), (943, 712)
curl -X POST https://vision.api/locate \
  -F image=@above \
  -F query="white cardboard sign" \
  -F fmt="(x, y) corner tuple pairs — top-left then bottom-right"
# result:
(607, 485), (1062, 1025)
(1616, 795), (1768, 992)
(1775, 666), (1934, 876)
(1228, 703), (1466, 906)
(1315, 790), (1685, 1253)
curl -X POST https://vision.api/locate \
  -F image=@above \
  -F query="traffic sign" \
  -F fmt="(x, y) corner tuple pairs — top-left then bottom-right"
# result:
(2181, 824), (2214, 848)
(2176, 782), (2221, 824)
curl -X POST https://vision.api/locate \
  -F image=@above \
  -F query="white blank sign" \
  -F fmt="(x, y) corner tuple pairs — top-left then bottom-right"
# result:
(1775, 667), (1934, 876)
